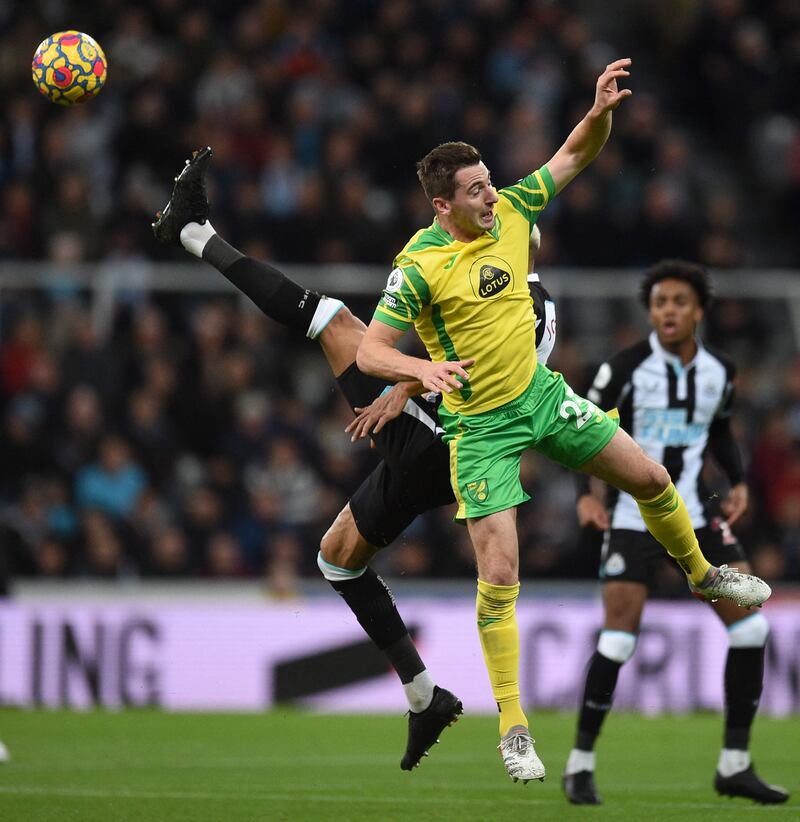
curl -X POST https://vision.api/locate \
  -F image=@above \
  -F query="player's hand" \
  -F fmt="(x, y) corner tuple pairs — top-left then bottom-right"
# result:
(592, 58), (632, 114)
(345, 384), (413, 442)
(721, 482), (749, 526)
(417, 358), (475, 394)
(577, 494), (610, 530)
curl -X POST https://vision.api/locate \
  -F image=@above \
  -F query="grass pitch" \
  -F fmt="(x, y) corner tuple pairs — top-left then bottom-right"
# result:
(0, 708), (796, 821)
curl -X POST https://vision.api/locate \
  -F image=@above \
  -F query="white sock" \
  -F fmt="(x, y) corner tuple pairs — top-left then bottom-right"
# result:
(717, 748), (750, 777)
(306, 296), (344, 339)
(179, 220), (216, 258)
(565, 748), (596, 775)
(403, 670), (435, 713)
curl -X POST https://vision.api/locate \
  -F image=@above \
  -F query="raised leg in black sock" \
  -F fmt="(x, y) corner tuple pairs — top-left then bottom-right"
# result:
(202, 235), (321, 332)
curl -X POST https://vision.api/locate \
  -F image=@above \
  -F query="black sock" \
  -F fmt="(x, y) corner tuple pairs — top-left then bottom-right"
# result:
(724, 646), (764, 749)
(384, 635), (426, 685)
(576, 652), (623, 751)
(202, 234), (244, 272)
(330, 568), (425, 684)
(203, 236), (321, 332)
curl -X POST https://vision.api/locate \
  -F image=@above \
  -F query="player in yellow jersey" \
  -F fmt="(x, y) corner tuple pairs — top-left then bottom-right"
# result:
(356, 58), (772, 784)
(154, 148), (555, 775)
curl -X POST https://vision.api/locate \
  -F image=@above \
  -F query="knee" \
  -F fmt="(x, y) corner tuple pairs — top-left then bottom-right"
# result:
(636, 461), (671, 499)
(597, 629), (637, 663)
(319, 527), (352, 569)
(317, 549), (367, 582)
(481, 570), (517, 587)
(317, 533), (363, 581)
(320, 514), (376, 572)
(476, 555), (518, 586)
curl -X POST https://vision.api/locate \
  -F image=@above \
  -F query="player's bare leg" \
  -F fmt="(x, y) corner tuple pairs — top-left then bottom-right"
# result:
(579, 428), (770, 608)
(468, 509), (545, 783)
(710, 576), (788, 804)
(317, 309), (365, 378)
(319, 504), (377, 570)
(319, 506), (462, 770)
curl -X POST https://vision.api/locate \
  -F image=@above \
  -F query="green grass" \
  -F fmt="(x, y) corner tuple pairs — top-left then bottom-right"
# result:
(0, 709), (796, 821)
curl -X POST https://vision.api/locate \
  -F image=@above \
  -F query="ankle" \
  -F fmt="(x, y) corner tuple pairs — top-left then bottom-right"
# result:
(565, 748), (596, 775)
(403, 671), (435, 713)
(180, 220), (216, 257)
(718, 748), (750, 777)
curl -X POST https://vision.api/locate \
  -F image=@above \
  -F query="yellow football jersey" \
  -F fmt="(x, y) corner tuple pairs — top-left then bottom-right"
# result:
(374, 166), (555, 415)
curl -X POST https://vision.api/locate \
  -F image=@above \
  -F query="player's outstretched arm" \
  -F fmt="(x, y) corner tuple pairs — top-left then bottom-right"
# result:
(357, 320), (474, 393)
(545, 58), (632, 195)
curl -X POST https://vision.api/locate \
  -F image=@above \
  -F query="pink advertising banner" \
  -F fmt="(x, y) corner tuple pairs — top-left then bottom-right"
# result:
(0, 598), (797, 715)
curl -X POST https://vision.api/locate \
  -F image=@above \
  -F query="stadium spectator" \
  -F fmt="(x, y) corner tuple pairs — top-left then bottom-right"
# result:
(78, 510), (130, 578)
(181, 485), (227, 566)
(60, 305), (120, 406)
(0, 479), (51, 574)
(52, 383), (101, 471)
(74, 433), (147, 520)
(204, 531), (247, 577)
(266, 530), (303, 599)
(0, 311), (43, 396)
(143, 525), (192, 578)
(32, 535), (71, 578)
(1, 393), (53, 499)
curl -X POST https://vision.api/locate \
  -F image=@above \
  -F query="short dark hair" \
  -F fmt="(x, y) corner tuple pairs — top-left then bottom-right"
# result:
(416, 141), (482, 202)
(639, 259), (713, 309)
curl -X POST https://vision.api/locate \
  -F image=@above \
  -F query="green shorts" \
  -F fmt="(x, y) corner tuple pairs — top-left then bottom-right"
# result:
(439, 364), (619, 520)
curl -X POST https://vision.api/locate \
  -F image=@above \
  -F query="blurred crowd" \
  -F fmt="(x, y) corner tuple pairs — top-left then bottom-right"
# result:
(0, 293), (486, 590)
(2, 0), (800, 592)
(0, 0), (799, 267)
(2, 288), (800, 593)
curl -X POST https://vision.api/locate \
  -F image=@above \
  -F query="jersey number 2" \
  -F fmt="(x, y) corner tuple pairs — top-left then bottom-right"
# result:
(560, 387), (597, 429)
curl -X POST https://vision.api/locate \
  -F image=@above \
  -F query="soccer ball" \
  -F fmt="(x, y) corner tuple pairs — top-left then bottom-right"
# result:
(31, 31), (107, 106)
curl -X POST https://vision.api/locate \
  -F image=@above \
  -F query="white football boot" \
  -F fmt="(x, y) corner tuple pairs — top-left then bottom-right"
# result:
(690, 564), (771, 609)
(498, 725), (545, 784)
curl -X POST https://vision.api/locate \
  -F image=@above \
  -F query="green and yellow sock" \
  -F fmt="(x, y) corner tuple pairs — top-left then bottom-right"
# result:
(636, 482), (711, 585)
(476, 579), (527, 736)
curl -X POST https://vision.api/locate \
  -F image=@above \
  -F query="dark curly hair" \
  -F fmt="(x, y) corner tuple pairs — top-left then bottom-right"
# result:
(639, 259), (713, 309)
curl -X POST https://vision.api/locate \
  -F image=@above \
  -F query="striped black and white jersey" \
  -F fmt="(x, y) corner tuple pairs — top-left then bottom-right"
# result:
(587, 331), (737, 531)
(528, 272), (556, 365)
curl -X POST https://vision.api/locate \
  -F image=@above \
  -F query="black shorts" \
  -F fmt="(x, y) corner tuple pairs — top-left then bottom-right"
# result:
(337, 364), (455, 547)
(599, 516), (746, 589)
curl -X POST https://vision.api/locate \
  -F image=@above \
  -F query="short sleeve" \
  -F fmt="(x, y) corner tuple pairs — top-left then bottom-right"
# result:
(372, 262), (431, 329)
(498, 166), (556, 226)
